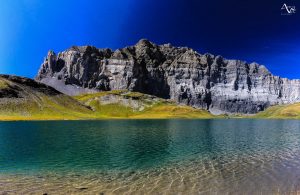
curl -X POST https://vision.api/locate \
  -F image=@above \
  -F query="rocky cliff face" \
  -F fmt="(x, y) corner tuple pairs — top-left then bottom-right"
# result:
(36, 39), (300, 114)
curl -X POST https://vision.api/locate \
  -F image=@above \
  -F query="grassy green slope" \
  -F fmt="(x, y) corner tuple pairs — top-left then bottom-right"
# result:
(74, 90), (214, 119)
(0, 76), (93, 120)
(254, 103), (300, 119)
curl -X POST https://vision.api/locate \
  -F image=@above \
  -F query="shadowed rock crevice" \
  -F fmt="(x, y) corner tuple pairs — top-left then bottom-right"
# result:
(36, 39), (300, 114)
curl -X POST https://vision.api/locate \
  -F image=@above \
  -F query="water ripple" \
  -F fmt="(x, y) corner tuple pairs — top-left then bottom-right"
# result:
(0, 119), (300, 194)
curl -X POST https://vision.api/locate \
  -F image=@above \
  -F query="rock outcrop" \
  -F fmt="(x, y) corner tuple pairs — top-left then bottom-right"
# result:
(36, 39), (300, 114)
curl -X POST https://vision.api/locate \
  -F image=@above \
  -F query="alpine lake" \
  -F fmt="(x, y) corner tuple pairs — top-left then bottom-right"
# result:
(1, 119), (300, 194)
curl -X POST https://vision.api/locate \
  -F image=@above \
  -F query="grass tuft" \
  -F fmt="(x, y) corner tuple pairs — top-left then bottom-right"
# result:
(0, 78), (9, 89)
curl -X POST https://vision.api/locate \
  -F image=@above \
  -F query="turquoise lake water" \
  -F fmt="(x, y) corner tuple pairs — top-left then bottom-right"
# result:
(1, 119), (300, 194)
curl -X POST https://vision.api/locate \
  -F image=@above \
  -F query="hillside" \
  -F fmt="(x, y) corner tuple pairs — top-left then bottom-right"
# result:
(0, 75), (92, 120)
(3, 74), (299, 120)
(74, 90), (214, 119)
(0, 75), (214, 120)
(254, 103), (300, 119)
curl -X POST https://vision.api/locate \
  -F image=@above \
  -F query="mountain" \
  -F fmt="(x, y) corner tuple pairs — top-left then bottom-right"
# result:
(1, 73), (298, 120)
(0, 75), (92, 120)
(0, 75), (213, 120)
(36, 39), (300, 114)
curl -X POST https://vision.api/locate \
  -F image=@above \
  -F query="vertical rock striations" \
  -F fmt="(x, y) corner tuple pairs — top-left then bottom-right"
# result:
(36, 39), (300, 114)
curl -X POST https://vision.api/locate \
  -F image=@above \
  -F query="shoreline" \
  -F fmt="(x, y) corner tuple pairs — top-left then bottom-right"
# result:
(0, 116), (299, 121)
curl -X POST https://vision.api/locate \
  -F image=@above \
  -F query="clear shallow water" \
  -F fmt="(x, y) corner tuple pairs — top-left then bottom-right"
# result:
(1, 119), (300, 194)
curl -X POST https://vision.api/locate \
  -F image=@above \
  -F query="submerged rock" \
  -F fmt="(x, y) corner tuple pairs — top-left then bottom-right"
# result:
(36, 39), (300, 114)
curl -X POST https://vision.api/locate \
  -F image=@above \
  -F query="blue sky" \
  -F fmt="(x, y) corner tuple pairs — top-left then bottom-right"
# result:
(0, 0), (299, 79)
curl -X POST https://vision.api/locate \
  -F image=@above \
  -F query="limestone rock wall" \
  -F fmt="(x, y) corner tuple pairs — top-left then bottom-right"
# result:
(36, 39), (300, 114)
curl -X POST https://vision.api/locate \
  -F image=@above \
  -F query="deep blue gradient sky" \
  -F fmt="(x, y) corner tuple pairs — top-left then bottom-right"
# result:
(0, 0), (299, 78)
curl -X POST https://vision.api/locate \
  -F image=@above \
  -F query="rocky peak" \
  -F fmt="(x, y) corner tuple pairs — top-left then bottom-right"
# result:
(135, 39), (155, 48)
(36, 40), (300, 114)
(47, 50), (55, 56)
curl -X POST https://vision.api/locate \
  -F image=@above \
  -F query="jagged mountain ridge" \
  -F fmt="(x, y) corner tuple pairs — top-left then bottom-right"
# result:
(36, 39), (300, 114)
